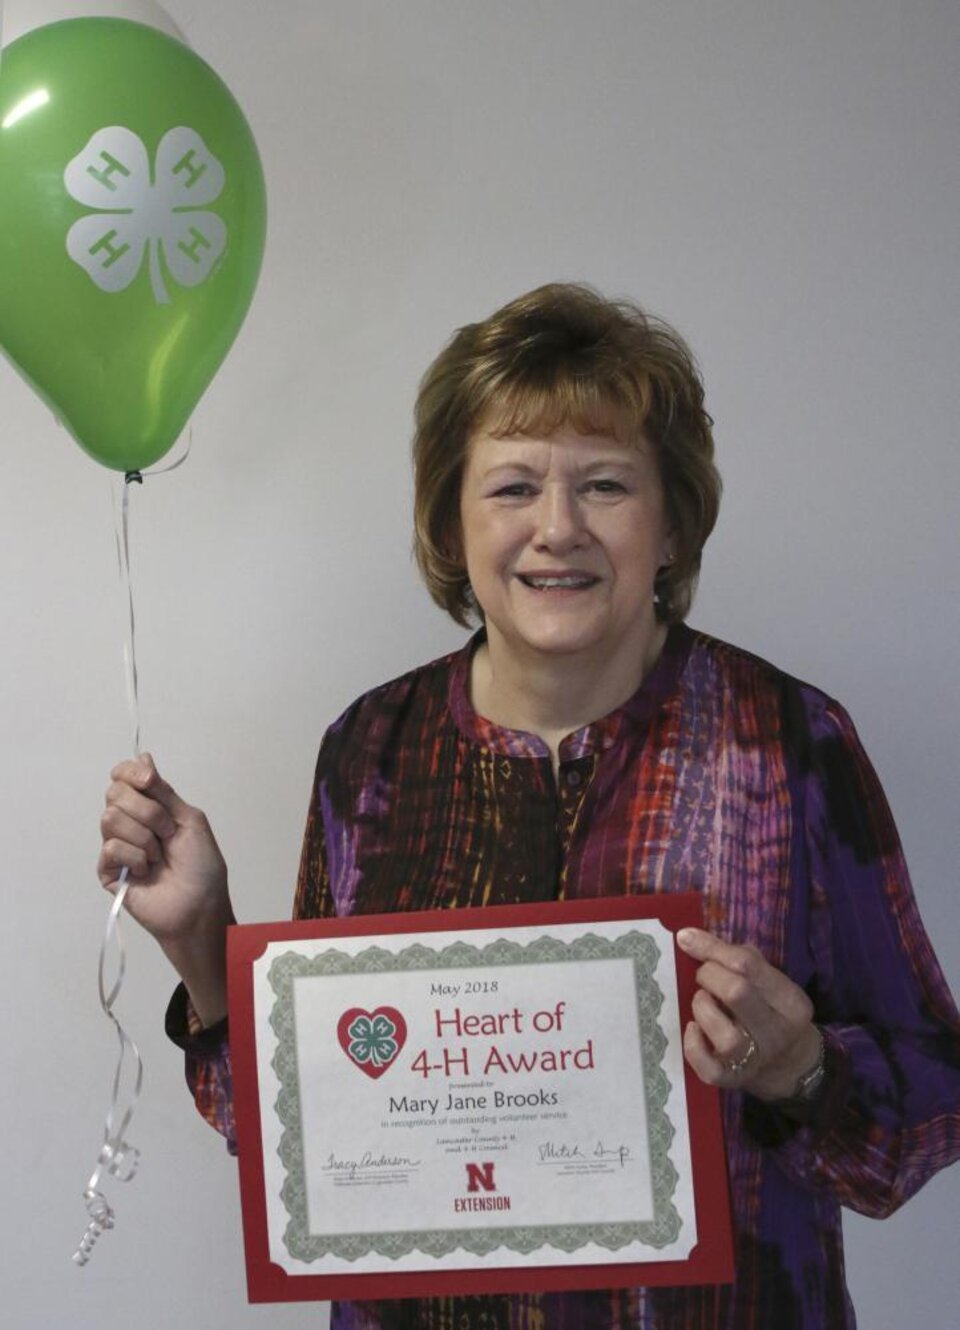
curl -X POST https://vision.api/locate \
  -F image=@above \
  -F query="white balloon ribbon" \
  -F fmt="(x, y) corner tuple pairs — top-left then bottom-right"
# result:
(74, 435), (192, 1267)
(72, 867), (143, 1266)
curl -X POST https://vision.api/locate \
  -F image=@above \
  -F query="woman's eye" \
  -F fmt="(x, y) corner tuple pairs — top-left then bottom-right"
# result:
(586, 478), (627, 495)
(493, 482), (535, 498)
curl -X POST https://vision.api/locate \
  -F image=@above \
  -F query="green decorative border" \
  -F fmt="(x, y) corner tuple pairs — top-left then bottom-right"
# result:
(266, 931), (680, 1263)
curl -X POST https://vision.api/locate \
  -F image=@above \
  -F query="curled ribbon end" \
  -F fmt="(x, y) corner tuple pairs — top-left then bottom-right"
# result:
(72, 1190), (116, 1267)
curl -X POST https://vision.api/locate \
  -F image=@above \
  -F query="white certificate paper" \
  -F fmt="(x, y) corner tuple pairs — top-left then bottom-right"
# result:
(250, 915), (697, 1278)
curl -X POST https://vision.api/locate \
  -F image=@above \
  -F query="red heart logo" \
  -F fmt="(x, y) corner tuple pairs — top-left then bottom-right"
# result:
(337, 1006), (407, 1079)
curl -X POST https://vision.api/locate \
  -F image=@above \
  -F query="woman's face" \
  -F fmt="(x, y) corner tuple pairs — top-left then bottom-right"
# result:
(459, 425), (673, 669)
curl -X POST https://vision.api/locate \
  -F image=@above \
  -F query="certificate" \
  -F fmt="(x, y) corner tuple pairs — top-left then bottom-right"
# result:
(228, 896), (733, 1302)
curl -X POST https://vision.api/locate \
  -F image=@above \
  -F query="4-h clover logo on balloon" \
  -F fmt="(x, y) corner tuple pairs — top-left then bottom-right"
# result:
(337, 1007), (408, 1079)
(64, 126), (227, 306)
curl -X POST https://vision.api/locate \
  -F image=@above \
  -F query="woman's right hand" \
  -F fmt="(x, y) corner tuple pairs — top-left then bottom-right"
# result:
(97, 753), (235, 1025)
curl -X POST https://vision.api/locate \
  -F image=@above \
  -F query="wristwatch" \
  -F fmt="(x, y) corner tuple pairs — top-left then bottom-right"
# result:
(792, 1027), (827, 1101)
(774, 1027), (827, 1121)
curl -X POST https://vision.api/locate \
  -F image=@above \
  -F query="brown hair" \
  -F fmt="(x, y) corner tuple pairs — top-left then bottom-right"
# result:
(413, 282), (721, 627)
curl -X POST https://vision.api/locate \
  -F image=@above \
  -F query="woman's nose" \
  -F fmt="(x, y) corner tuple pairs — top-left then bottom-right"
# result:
(533, 485), (587, 551)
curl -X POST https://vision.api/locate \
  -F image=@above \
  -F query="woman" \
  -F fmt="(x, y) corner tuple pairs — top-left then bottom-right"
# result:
(98, 283), (960, 1329)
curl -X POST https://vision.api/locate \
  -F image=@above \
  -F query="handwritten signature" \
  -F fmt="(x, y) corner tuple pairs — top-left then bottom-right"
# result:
(538, 1140), (631, 1167)
(322, 1151), (422, 1176)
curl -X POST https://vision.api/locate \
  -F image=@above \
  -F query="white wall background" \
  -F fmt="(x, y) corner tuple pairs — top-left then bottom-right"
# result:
(1, 1), (958, 1326)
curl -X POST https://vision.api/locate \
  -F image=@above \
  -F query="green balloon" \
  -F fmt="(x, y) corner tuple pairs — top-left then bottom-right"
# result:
(0, 19), (266, 471)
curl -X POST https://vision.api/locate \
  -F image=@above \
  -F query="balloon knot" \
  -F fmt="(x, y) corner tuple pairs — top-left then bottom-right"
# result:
(124, 470), (143, 486)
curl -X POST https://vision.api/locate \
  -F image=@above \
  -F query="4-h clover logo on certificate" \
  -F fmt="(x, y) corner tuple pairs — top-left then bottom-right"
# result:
(336, 1007), (407, 1079)
(64, 126), (227, 306)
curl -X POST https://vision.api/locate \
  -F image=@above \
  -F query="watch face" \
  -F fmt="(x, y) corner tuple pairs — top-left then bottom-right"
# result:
(796, 1066), (825, 1100)
(792, 1053), (824, 1095)
(795, 1040), (827, 1100)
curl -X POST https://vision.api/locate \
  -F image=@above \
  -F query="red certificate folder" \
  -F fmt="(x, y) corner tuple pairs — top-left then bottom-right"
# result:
(228, 894), (734, 1302)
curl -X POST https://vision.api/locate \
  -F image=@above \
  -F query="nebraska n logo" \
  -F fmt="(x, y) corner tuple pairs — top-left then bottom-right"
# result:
(455, 1161), (511, 1214)
(465, 1161), (496, 1192)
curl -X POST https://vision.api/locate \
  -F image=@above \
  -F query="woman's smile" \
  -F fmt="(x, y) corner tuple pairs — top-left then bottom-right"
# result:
(515, 570), (601, 592)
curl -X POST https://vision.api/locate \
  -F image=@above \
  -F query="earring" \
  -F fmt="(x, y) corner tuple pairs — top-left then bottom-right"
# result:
(654, 554), (674, 608)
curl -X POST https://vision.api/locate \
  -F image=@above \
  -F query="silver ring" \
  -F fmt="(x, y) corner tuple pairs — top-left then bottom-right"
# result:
(725, 1032), (758, 1075)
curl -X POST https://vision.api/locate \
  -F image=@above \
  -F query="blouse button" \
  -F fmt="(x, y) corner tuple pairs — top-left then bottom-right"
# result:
(565, 769), (582, 788)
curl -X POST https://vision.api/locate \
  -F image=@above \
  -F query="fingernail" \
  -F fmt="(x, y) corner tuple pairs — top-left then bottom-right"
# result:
(676, 928), (697, 948)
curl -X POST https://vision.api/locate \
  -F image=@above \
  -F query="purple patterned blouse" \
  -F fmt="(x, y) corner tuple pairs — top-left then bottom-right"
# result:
(170, 624), (960, 1330)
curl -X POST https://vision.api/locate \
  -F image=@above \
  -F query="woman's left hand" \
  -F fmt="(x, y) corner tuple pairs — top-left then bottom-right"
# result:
(676, 927), (821, 1101)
